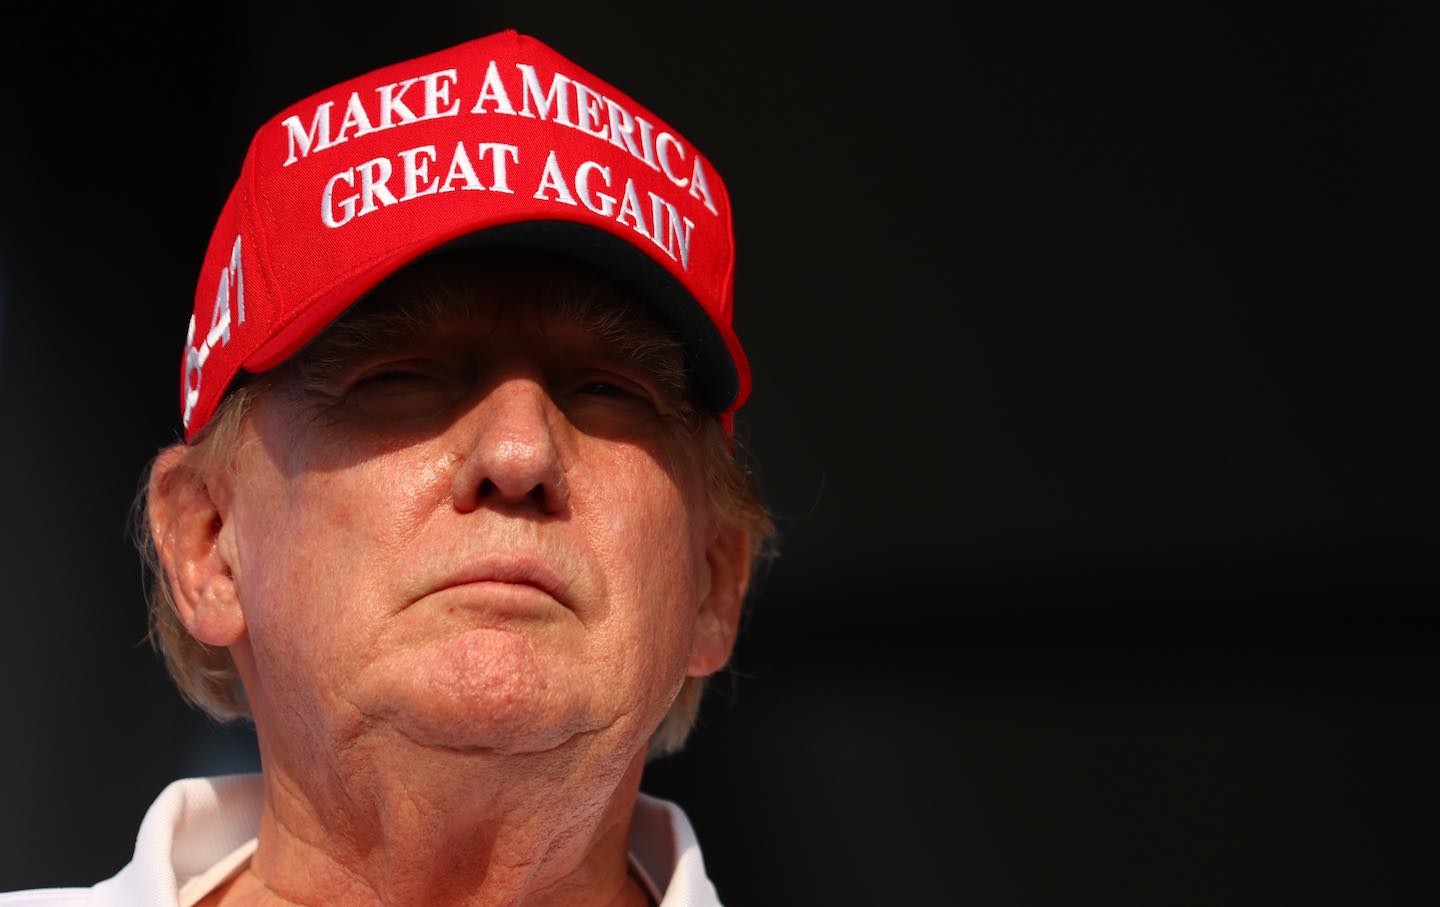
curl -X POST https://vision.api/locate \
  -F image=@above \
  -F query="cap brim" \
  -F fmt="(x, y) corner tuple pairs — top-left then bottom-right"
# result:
(244, 220), (744, 414)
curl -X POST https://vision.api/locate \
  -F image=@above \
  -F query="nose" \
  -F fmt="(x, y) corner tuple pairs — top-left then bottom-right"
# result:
(450, 377), (570, 516)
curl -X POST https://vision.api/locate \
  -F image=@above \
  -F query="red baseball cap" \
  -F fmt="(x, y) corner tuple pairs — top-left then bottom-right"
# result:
(180, 29), (748, 443)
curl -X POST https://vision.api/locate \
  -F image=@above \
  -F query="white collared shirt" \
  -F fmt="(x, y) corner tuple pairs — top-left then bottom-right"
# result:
(0, 774), (724, 906)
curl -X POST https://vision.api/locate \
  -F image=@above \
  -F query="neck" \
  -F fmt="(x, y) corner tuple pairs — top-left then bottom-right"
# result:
(208, 730), (655, 907)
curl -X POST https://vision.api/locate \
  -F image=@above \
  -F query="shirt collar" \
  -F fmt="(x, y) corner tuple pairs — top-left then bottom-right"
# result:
(89, 774), (724, 907)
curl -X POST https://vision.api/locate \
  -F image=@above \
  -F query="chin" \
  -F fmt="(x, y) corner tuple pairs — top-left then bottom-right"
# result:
(374, 627), (608, 756)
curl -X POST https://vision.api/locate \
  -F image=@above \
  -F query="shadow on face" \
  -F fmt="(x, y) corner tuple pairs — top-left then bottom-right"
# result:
(243, 248), (708, 483)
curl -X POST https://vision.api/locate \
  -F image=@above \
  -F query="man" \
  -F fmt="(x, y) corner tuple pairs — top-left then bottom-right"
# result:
(1, 30), (771, 907)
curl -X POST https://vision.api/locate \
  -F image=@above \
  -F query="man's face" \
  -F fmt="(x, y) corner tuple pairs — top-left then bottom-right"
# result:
(208, 254), (733, 761)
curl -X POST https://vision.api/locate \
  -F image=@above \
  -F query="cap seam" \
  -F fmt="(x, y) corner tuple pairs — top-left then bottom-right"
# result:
(245, 130), (285, 365)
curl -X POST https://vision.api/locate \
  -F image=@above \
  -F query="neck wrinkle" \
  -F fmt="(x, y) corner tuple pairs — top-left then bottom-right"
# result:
(239, 734), (650, 907)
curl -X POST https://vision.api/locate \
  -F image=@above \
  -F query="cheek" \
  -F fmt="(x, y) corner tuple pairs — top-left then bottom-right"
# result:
(575, 444), (710, 648)
(231, 446), (456, 684)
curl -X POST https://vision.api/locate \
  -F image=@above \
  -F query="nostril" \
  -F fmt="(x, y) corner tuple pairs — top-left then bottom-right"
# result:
(528, 484), (546, 504)
(477, 478), (496, 499)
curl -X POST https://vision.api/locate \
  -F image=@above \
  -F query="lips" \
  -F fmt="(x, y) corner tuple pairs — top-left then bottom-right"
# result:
(427, 554), (572, 610)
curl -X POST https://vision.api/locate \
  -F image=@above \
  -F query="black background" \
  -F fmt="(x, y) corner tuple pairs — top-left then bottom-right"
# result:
(0, 3), (1434, 904)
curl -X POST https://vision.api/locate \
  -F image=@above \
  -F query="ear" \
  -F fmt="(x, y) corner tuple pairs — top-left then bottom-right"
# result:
(686, 526), (751, 677)
(147, 445), (247, 647)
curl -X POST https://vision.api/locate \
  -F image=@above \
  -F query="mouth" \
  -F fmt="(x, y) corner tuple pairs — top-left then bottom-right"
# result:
(430, 555), (572, 611)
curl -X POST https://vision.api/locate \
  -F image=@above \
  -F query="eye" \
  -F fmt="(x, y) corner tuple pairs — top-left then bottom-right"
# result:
(568, 371), (659, 406)
(559, 372), (670, 432)
(352, 369), (450, 393)
(342, 363), (466, 421)
(579, 380), (631, 398)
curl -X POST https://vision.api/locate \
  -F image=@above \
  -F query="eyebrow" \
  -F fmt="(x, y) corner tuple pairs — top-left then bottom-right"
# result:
(289, 274), (693, 405)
